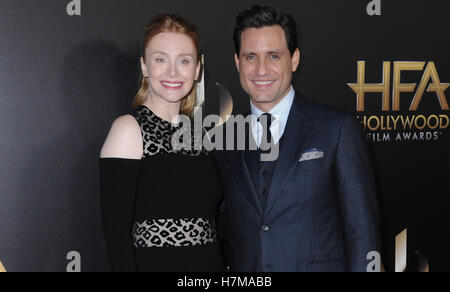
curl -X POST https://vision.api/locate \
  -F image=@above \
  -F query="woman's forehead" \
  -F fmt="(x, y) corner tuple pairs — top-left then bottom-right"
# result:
(146, 32), (197, 53)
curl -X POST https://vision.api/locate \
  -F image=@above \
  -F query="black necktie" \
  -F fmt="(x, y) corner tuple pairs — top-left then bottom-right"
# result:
(258, 113), (275, 153)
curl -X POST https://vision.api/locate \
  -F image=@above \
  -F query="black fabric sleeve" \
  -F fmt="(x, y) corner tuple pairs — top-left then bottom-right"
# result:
(335, 115), (381, 272)
(99, 158), (141, 272)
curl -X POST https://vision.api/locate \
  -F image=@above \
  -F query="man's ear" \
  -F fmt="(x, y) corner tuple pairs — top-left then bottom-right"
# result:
(234, 53), (240, 72)
(291, 49), (301, 72)
(140, 57), (148, 77)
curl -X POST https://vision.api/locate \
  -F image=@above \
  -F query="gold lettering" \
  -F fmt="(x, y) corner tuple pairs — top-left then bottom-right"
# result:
(385, 115), (392, 130)
(380, 116), (385, 130)
(411, 62), (450, 111)
(414, 115), (427, 130)
(392, 62), (425, 111)
(348, 61), (391, 112)
(440, 115), (449, 129)
(427, 115), (439, 130)
(363, 116), (368, 130)
(400, 115), (415, 130)
(391, 115), (401, 130)
(368, 116), (380, 131)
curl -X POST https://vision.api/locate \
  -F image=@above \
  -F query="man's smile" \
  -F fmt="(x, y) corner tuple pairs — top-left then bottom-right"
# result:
(252, 80), (277, 89)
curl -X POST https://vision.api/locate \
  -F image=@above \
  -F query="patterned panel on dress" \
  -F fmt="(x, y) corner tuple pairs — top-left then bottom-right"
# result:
(133, 218), (217, 248)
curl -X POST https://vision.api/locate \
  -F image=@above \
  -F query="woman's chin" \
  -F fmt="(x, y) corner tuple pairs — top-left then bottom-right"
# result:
(162, 96), (187, 104)
(154, 91), (187, 103)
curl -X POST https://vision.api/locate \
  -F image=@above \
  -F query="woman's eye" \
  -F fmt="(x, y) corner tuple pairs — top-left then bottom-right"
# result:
(179, 59), (190, 65)
(155, 58), (166, 63)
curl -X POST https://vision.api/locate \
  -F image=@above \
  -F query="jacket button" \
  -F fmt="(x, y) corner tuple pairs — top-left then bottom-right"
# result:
(262, 225), (269, 232)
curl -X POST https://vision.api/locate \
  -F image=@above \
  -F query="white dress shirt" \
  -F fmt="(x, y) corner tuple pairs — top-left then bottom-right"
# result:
(250, 86), (295, 147)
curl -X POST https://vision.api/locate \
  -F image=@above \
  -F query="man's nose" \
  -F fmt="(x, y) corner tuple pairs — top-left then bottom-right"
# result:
(256, 59), (268, 76)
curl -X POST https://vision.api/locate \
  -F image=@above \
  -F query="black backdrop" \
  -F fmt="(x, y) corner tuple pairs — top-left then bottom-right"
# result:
(0, 0), (448, 272)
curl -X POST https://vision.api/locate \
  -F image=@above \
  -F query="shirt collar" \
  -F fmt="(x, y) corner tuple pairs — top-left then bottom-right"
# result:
(250, 85), (295, 125)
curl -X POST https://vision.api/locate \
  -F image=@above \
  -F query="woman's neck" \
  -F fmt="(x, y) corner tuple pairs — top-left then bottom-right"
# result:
(142, 95), (182, 125)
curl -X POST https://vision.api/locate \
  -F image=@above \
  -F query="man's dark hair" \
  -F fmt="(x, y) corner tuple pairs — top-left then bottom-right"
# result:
(233, 4), (298, 56)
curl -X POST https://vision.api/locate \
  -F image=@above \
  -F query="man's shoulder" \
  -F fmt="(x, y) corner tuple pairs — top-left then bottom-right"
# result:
(295, 94), (351, 123)
(295, 94), (366, 143)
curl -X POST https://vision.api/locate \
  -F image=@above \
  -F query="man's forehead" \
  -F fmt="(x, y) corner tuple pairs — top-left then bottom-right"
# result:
(241, 25), (285, 39)
(240, 25), (287, 51)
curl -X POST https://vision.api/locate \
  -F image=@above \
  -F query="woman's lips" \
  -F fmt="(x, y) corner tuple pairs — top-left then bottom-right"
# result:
(161, 81), (184, 90)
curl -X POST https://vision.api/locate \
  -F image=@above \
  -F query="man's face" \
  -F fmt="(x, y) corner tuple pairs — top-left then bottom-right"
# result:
(235, 25), (300, 112)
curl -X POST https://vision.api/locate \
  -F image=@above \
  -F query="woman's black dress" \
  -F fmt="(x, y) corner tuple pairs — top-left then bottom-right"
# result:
(100, 105), (226, 272)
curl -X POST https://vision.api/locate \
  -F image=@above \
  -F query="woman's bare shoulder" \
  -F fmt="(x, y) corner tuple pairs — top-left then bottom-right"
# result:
(100, 114), (143, 159)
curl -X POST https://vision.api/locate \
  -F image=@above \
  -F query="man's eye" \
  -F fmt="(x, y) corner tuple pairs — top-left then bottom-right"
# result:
(270, 55), (280, 60)
(246, 55), (256, 61)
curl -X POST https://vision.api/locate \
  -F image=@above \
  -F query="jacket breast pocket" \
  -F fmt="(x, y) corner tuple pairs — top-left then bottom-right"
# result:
(297, 158), (326, 171)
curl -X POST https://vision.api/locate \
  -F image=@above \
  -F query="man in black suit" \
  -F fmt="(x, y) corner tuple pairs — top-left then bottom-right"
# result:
(215, 5), (381, 272)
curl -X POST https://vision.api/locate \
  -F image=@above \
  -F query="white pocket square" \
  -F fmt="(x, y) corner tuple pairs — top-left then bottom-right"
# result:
(299, 149), (324, 162)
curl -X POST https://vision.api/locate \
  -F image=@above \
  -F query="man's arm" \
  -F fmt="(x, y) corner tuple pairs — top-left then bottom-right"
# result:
(335, 114), (381, 272)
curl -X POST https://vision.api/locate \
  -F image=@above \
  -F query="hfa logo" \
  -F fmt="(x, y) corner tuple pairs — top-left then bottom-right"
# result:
(347, 61), (449, 143)
(348, 61), (449, 112)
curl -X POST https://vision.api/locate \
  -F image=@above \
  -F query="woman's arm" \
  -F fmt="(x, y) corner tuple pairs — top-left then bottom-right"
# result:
(100, 115), (143, 160)
(99, 115), (142, 272)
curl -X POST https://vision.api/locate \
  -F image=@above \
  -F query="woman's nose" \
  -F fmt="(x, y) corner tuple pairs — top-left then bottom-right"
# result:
(167, 62), (178, 78)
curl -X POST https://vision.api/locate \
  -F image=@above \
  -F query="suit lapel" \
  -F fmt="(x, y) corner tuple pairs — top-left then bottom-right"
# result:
(231, 116), (264, 216)
(264, 95), (319, 219)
